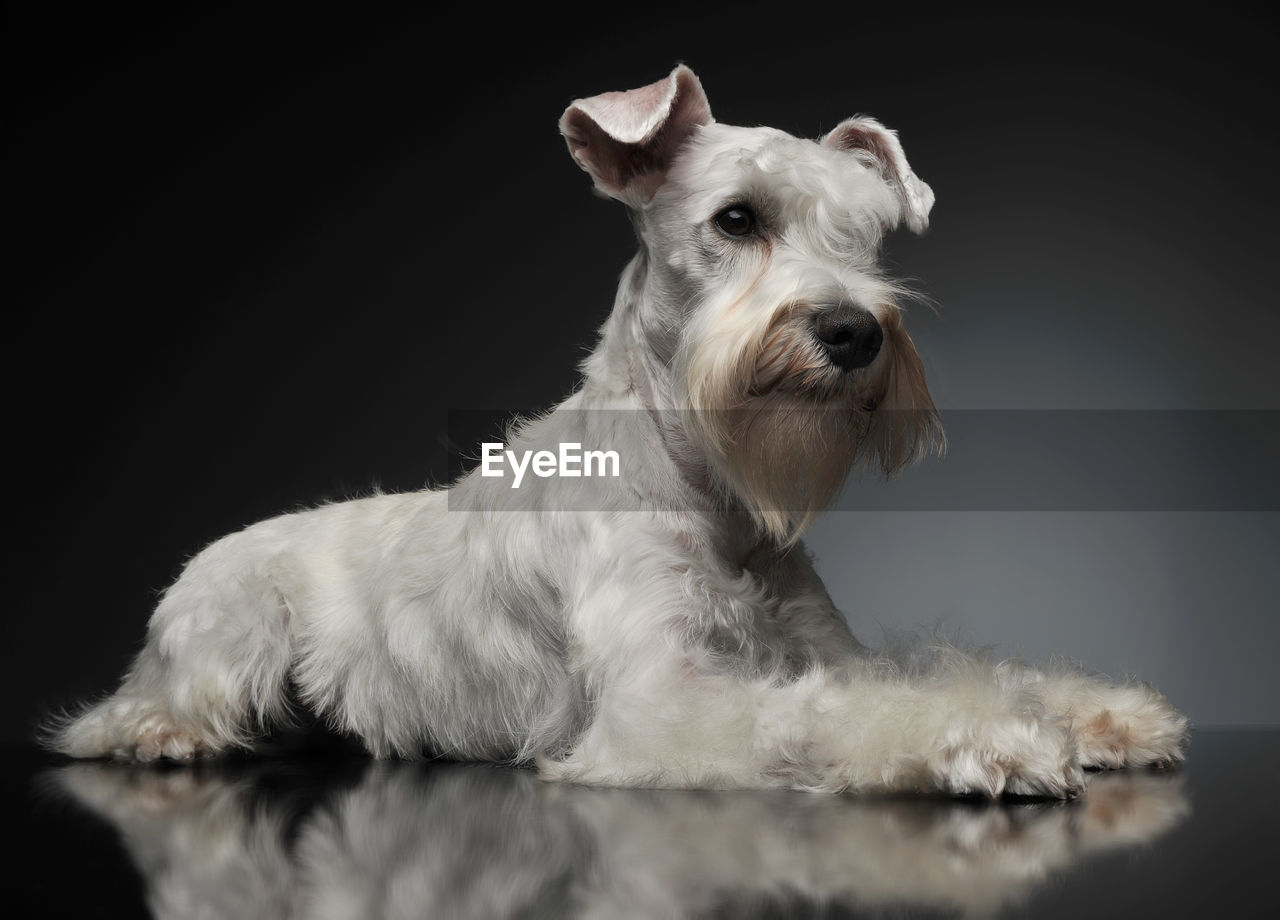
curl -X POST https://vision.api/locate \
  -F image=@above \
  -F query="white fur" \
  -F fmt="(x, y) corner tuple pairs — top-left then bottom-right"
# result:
(47, 66), (1188, 797)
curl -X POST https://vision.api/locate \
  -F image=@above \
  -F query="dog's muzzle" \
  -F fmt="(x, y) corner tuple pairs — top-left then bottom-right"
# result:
(813, 306), (883, 372)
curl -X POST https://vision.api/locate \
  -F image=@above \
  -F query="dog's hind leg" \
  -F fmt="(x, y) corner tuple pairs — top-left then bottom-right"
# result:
(47, 524), (298, 762)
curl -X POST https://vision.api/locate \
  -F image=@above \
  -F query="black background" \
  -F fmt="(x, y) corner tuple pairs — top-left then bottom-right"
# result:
(8, 4), (1279, 741)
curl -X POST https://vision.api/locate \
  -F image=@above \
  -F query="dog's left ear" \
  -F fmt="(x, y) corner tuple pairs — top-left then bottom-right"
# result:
(560, 65), (714, 204)
(822, 117), (934, 233)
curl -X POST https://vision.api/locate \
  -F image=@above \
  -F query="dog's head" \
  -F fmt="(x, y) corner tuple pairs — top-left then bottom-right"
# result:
(561, 66), (943, 542)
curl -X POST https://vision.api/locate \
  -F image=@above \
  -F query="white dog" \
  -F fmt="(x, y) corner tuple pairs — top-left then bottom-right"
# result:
(49, 66), (1188, 797)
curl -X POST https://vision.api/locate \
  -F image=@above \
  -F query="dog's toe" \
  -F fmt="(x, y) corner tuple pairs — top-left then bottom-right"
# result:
(930, 717), (1082, 800)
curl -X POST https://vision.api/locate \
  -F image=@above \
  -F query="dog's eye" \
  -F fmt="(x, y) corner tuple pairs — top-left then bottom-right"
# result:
(713, 206), (757, 238)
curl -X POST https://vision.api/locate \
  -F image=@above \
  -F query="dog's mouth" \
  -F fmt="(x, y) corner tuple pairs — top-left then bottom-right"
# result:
(750, 341), (886, 409)
(749, 373), (882, 414)
(748, 305), (893, 407)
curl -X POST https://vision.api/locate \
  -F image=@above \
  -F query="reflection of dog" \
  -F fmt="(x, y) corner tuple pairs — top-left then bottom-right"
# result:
(47, 66), (1187, 795)
(52, 761), (1191, 916)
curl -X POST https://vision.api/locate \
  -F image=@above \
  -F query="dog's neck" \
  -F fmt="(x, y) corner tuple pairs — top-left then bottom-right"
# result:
(578, 249), (818, 560)
(580, 251), (739, 517)
(582, 252), (664, 391)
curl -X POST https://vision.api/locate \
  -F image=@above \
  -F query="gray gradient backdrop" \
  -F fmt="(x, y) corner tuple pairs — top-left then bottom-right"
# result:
(9, 5), (1278, 739)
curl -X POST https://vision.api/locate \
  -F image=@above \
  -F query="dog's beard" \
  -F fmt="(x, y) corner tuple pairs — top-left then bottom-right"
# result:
(684, 314), (943, 544)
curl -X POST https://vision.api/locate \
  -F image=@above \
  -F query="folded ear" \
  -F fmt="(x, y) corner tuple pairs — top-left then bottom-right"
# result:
(822, 117), (934, 233)
(559, 65), (713, 204)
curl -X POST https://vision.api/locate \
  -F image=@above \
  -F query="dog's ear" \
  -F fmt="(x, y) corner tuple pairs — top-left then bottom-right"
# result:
(560, 65), (713, 204)
(822, 117), (934, 234)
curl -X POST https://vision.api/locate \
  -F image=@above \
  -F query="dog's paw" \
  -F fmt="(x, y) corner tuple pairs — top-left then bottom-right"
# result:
(926, 716), (1084, 800)
(105, 710), (214, 763)
(52, 699), (218, 762)
(1069, 685), (1189, 770)
(128, 725), (209, 763)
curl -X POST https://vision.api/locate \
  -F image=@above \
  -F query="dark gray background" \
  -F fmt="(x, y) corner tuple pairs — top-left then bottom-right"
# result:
(8, 4), (1277, 740)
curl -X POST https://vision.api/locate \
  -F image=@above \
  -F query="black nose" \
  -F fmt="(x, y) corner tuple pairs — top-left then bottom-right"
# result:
(813, 307), (883, 372)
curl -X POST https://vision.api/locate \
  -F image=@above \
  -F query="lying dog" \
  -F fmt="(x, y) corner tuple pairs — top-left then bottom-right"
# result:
(48, 65), (1188, 797)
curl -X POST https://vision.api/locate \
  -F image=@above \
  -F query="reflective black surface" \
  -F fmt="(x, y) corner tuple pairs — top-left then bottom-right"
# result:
(16, 730), (1278, 917)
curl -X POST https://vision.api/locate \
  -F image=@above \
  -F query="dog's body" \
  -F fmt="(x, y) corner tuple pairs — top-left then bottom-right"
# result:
(50, 67), (1188, 796)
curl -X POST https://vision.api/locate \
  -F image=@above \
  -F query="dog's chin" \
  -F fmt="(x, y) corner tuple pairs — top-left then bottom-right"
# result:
(698, 335), (941, 545)
(688, 396), (855, 545)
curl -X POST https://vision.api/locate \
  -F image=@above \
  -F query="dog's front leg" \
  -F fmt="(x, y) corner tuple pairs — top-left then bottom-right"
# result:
(539, 659), (1084, 798)
(539, 570), (1083, 798)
